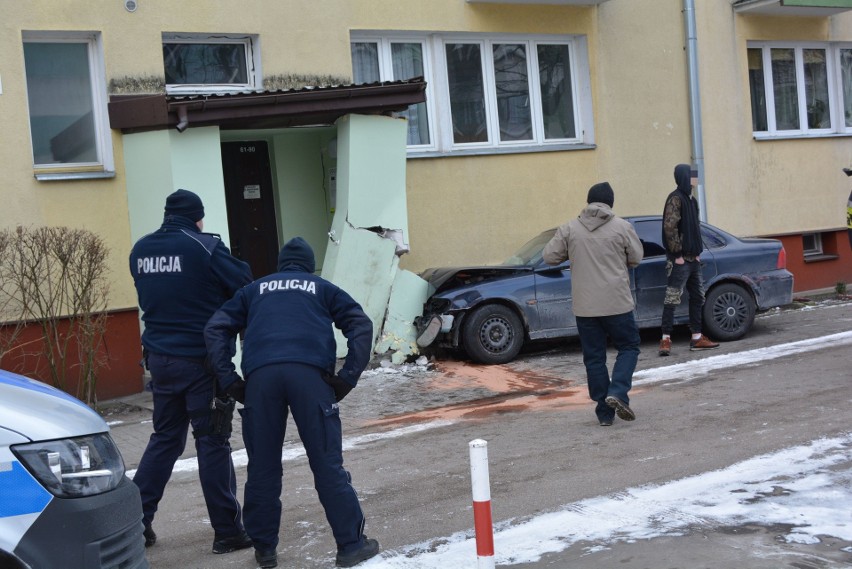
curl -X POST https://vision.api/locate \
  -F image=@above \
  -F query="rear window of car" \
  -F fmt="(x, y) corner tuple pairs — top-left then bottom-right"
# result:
(632, 220), (666, 258)
(700, 226), (727, 250)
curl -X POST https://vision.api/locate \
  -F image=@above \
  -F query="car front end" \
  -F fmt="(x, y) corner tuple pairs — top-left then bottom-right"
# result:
(0, 371), (149, 569)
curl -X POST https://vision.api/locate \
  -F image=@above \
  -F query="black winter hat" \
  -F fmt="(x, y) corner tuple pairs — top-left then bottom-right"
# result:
(164, 189), (205, 222)
(277, 237), (316, 273)
(587, 182), (614, 208)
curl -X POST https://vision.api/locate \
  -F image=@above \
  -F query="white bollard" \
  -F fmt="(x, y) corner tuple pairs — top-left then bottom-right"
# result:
(469, 439), (495, 569)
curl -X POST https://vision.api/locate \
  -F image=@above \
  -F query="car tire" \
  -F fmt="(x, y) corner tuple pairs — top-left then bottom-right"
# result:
(702, 282), (755, 341)
(462, 304), (524, 364)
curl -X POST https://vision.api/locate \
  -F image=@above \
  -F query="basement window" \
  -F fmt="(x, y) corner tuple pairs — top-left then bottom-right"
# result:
(803, 233), (823, 256)
(802, 232), (840, 262)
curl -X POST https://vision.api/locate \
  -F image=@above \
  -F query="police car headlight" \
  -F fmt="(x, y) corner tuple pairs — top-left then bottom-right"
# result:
(12, 433), (125, 497)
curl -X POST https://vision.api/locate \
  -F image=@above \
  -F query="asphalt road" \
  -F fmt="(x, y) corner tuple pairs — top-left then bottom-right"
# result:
(121, 297), (852, 569)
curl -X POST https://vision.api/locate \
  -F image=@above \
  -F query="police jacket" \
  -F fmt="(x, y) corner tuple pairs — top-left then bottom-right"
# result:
(130, 215), (253, 359)
(204, 237), (373, 390)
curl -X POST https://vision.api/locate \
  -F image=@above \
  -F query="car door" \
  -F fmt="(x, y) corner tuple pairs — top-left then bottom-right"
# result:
(632, 219), (670, 325)
(531, 260), (575, 339)
(632, 218), (719, 327)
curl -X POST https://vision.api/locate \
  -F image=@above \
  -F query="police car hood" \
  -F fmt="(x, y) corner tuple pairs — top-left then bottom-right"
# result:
(0, 370), (106, 442)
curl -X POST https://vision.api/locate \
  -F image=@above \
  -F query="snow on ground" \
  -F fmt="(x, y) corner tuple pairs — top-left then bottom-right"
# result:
(125, 309), (852, 566)
(361, 434), (852, 568)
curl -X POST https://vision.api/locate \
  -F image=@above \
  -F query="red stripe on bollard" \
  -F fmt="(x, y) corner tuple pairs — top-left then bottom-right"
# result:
(473, 500), (494, 556)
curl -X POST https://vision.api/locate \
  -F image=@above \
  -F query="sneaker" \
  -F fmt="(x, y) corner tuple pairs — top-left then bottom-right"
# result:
(212, 531), (253, 554)
(690, 335), (720, 351)
(605, 396), (636, 421)
(255, 548), (278, 568)
(599, 419), (613, 427)
(142, 522), (156, 547)
(336, 537), (380, 567)
(658, 337), (671, 356)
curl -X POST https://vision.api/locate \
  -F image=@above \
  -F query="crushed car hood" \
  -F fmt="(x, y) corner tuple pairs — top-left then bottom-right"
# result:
(420, 265), (532, 294)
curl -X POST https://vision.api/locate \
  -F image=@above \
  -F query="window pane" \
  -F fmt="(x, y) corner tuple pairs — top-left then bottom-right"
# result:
(537, 44), (575, 139)
(493, 44), (532, 142)
(445, 43), (488, 144)
(163, 43), (248, 84)
(391, 43), (430, 145)
(841, 49), (852, 128)
(803, 49), (829, 129)
(23, 42), (98, 165)
(771, 48), (799, 130)
(351, 42), (380, 83)
(747, 48), (768, 132)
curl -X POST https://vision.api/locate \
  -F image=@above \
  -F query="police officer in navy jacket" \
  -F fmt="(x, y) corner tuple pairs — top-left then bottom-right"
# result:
(129, 189), (253, 555)
(204, 237), (379, 569)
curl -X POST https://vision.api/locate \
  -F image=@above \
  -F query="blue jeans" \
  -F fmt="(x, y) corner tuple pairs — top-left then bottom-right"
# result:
(575, 312), (640, 423)
(661, 259), (705, 335)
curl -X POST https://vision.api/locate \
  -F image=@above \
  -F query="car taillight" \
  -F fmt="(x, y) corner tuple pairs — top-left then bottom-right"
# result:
(777, 247), (787, 269)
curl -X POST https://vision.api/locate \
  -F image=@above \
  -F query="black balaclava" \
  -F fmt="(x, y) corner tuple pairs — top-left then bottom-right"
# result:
(674, 164), (693, 198)
(587, 182), (615, 208)
(277, 237), (316, 273)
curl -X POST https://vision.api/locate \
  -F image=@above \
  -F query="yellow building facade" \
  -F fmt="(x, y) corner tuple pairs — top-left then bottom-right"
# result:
(1, 0), (851, 396)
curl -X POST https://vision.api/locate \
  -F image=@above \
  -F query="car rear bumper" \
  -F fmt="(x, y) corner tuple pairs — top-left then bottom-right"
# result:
(753, 269), (794, 310)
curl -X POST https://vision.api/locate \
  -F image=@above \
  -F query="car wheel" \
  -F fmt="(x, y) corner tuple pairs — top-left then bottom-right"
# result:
(702, 283), (755, 341)
(462, 304), (524, 364)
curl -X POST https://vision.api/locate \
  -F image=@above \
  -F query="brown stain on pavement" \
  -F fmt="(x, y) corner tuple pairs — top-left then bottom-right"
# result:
(364, 361), (592, 428)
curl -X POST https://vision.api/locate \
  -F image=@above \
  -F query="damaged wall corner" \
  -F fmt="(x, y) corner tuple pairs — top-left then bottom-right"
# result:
(319, 111), (415, 360)
(322, 223), (399, 358)
(375, 269), (431, 364)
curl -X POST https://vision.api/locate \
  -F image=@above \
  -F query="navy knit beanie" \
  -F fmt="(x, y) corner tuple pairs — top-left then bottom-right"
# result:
(164, 189), (205, 222)
(587, 182), (614, 208)
(277, 237), (316, 273)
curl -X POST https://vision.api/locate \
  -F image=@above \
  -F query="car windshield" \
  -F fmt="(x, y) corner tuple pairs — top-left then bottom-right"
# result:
(502, 229), (557, 266)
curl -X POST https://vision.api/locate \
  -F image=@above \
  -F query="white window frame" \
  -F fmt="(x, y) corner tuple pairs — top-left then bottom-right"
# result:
(351, 31), (593, 156)
(802, 232), (824, 257)
(352, 35), (438, 152)
(162, 33), (261, 95)
(22, 31), (114, 178)
(748, 41), (852, 139)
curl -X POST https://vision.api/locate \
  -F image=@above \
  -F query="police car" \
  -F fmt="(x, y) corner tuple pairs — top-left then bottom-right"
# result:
(0, 368), (149, 569)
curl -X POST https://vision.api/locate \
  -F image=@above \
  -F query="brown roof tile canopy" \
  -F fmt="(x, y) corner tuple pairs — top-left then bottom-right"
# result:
(108, 78), (427, 133)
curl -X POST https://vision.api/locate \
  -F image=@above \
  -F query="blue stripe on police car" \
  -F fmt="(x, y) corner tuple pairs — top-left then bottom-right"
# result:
(0, 461), (51, 518)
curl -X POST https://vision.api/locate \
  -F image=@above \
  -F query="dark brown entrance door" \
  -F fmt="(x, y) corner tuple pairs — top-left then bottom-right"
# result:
(220, 141), (279, 278)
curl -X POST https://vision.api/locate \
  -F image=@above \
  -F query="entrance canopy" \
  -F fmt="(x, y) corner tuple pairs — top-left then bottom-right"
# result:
(108, 78), (427, 133)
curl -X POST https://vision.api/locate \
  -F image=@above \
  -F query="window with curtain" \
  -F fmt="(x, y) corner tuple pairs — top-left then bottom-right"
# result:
(351, 33), (587, 153)
(22, 33), (111, 172)
(352, 40), (431, 146)
(748, 42), (851, 136)
(162, 34), (258, 93)
(841, 49), (852, 128)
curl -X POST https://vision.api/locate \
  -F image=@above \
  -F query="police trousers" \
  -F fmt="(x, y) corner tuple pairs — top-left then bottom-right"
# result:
(133, 353), (244, 539)
(241, 362), (366, 554)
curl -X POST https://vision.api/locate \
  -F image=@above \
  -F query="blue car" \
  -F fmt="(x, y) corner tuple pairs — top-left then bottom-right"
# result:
(416, 216), (794, 364)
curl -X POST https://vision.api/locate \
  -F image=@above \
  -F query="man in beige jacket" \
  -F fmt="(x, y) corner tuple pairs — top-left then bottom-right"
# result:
(543, 182), (644, 426)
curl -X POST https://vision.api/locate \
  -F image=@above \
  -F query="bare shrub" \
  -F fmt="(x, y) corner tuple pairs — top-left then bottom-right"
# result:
(0, 226), (110, 405)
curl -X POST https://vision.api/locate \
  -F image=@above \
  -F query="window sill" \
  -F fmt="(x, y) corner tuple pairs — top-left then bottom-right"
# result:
(753, 132), (852, 141)
(803, 254), (839, 263)
(407, 142), (596, 159)
(35, 171), (116, 182)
